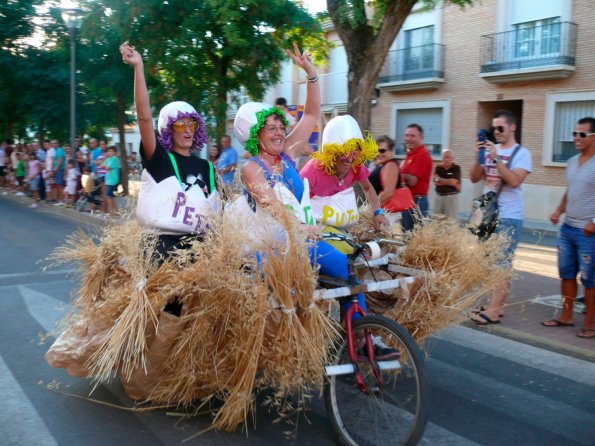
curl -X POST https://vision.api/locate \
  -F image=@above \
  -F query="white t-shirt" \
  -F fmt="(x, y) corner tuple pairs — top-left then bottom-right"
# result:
(45, 148), (56, 172)
(0, 148), (5, 167)
(482, 144), (532, 219)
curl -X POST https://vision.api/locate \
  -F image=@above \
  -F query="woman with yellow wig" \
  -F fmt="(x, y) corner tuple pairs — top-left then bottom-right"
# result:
(300, 115), (390, 233)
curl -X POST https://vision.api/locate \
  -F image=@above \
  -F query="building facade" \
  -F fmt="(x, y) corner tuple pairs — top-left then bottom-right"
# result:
(228, 0), (595, 226)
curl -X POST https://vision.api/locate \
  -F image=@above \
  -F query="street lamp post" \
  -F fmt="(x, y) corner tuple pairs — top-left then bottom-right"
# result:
(61, 8), (84, 161)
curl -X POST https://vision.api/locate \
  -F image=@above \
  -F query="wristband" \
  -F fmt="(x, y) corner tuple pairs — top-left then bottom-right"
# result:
(307, 75), (319, 83)
(374, 208), (385, 217)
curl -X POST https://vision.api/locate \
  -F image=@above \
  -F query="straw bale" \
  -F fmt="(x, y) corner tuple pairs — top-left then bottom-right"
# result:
(47, 205), (338, 432)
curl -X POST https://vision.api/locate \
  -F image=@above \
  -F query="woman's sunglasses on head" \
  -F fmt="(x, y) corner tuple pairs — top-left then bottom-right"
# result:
(172, 119), (199, 133)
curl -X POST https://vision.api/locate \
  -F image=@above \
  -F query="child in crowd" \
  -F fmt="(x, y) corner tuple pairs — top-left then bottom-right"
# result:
(15, 152), (26, 196)
(64, 159), (79, 207)
(28, 152), (41, 208)
(81, 166), (98, 212)
(101, 146), (120, 216)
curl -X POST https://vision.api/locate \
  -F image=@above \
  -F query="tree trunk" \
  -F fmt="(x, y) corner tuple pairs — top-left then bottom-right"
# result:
(117, 93), (129, 195)
(328, 0), (416, 130)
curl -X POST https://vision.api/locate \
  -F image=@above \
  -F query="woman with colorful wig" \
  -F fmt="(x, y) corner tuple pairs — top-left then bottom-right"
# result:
(120, 43), (219, 260)
(300, 114), (390, 237)
(234, 45), (397, 359)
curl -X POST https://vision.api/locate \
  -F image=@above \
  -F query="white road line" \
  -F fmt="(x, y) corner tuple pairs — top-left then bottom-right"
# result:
(429, 358), (595, 444)
(0, 268), (75, 280)
(434, 325), (595, 386)
(19, 285), (72, 333)
(0, 355), (59, 446)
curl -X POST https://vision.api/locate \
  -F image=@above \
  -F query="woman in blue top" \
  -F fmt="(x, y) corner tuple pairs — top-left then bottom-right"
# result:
(235, 44), (397, 359)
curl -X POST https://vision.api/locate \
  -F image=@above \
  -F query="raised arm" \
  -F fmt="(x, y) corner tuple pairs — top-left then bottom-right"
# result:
(119, 43), (156, 159)
(284, 43), (319, 159)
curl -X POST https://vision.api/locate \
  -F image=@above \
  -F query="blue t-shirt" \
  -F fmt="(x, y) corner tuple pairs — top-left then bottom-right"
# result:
(90, 147), (102, 173)
(217, 147), (238, 185)
(53, 147), (66, 171)
(104, 156), (120, 186)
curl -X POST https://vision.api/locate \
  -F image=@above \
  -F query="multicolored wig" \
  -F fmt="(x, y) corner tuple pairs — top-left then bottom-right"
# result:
(157, 101), (208, 152)
(312, 115), (378, 175)
(234, 102), (289, 156)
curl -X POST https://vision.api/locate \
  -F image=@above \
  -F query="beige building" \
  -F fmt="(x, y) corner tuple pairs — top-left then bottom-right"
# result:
(230, 0), (595, 227)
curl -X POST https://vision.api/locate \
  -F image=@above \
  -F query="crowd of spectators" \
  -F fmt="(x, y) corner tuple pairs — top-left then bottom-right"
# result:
(0, 137), (121, 216)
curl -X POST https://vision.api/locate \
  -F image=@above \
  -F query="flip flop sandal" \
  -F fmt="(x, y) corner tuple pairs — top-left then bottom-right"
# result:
(541, 319), (575, 327)
(577, 328), (595, 339)
(471, 306), (504, 318)
(471, 312), (501, 325)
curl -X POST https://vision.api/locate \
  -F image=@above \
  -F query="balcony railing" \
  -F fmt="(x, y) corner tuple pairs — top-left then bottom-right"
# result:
(480, 21), (577, 74)
(378, 43), (445, 85)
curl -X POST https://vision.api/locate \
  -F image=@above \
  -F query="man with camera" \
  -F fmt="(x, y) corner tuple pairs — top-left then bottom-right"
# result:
(469, 109), (532, 325)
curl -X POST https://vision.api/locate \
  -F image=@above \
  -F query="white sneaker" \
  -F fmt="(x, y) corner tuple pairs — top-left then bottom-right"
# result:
(30, 203), (38, 208)
(15, 191), (26, 196)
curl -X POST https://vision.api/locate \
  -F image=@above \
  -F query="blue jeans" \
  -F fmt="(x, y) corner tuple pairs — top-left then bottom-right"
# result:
(558, 223), (595, 288)
(401, 195), (429, 232)
(310, 240), (368, 319)
(495, 218), (523, 268)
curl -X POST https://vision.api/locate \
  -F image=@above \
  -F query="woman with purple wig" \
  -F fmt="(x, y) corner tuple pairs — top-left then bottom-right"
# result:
(120, 43), (219, 263)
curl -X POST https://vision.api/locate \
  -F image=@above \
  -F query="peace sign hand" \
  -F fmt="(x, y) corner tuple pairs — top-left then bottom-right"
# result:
(287, 43), (316, 79)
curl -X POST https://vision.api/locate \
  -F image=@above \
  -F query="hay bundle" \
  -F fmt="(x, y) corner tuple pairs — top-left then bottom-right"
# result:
(382, 219), (510, 340)
(47, 206), (338, 432)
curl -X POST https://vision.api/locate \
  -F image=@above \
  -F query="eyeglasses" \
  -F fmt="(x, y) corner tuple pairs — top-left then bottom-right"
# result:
(491, 126), (505, 133)
(264, 125), (287, 135)
(172, 119), (199, 133)
(572, 131), (595, 138)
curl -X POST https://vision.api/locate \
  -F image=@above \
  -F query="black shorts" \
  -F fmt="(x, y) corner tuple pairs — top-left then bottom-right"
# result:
(0, 166), (5, 176)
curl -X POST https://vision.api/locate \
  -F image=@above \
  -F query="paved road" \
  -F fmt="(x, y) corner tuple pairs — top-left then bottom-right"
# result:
(1, 197), (594, 445)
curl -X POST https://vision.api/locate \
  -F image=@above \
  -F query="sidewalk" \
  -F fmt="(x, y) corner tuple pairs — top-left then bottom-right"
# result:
(2, 189), (594, 361)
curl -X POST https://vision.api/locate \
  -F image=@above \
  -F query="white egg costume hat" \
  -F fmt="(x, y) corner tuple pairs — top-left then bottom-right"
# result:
(234, 102), (289, 156)
(312, 114), (378, 175)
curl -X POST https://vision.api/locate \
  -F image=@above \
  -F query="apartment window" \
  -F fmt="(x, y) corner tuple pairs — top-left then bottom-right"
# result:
(552, 100), (595, 162)
(514, 17), (560, 59)
(393, 100), (449, 157)
(404, 25), (434, 73)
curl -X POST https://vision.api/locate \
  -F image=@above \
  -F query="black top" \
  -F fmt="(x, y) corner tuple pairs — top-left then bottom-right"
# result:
(140, 136), (216, 196)
(369, 159), (400, 194)
(434, 164), (461, 195)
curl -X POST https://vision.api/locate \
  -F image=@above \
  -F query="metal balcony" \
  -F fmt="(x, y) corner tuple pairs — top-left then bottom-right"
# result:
(480, 21), (577, 83)
(378, 43), (445, 91)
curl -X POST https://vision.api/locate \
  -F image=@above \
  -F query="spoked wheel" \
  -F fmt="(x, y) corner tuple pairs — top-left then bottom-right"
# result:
(324, 315), (428, 446)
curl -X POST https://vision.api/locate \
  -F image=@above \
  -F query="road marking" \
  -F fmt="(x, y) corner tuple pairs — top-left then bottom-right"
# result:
(19, 285), (72, 333)
(435, 326), (595, 386)
(0, 355), (59, 446)
(0, 268), (75, 280)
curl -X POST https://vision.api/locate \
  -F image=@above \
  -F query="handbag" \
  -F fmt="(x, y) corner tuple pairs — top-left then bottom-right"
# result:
(467, 145), (520, 239)
(380, 164), (414, 213)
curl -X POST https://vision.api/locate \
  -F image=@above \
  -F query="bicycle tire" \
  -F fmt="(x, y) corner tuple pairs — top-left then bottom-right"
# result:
(324, 315), (428, 446)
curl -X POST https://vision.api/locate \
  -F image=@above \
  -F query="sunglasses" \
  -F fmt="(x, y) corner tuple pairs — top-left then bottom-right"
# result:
(491, 126), (506, 133)
(172, 119), (199, 133)
(572, 131), (595, 138)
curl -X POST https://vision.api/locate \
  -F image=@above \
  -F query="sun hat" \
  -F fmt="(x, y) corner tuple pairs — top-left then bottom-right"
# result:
(156, 101), (208, 151)
(233, 102), (289, 156)
(312, 115), (378, 175)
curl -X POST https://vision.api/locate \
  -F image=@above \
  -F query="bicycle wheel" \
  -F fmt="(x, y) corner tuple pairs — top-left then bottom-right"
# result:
(324, 315), (428, 446)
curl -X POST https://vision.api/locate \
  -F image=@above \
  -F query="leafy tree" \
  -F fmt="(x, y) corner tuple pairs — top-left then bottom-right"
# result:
(127, 0), (327, 143)
(0, 0), (43, 140)
(327, 0), (473, 129)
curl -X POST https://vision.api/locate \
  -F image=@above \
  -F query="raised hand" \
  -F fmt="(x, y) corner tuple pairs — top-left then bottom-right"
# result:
(119, 42), (143, 67)
(287, 42), (316, 78)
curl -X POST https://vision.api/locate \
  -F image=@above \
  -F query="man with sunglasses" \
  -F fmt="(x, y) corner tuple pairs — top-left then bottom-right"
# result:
(543, 117), (595, 339)
(470, 109), (532, 325)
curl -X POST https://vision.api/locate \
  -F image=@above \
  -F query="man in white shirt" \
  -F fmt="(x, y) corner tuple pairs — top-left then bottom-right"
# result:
(469, 109), (532, 325)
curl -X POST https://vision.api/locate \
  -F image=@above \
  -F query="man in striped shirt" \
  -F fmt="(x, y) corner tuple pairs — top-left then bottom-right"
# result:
(543, 117), (595, 339)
